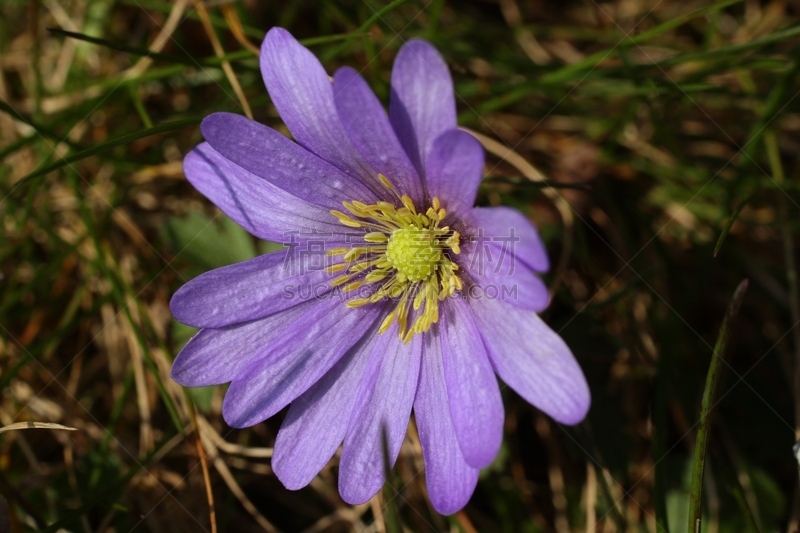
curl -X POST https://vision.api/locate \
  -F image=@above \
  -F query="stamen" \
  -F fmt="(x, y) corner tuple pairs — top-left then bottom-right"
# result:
(346, 297), (370, 308)
(364, 232), (388, 243)
(400, 195), (416, 213)
(343, 247), (369, 262)
(365, 270), (389, 283)
(378, 173), (402, 200)
(326, 247), (349, 257)
(325, 263), (347, 274)
(330, 272), (358, 287)
(329, 176), (462, 341)
(343, 280), (364, 293)
(379, 311), (396, 334)
(330, 210), (362, 228)
(350, 258), (383, 273)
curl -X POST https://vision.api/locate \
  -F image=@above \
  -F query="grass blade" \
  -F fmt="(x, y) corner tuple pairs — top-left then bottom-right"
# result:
(654, 354), (670, 532)
(12, 117), (198, 191)
(714, 192), (755, 258)
(381, 424), (402, 533)
(320, 0), (411, 60)
(539, 0), (745, 86)
(48, 27), (214, 66)
(687, 279), (749, 533)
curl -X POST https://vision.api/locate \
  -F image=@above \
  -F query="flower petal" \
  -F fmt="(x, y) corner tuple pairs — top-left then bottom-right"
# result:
(415, 333), (479, 515)
(184, 142), (344, 243)
(470, 297), (590, 425)
(201, 113), (378, 209)
(468, 206), (550, 272)
(338, 325), (422, 505)
(222, 298), (386, 428)
(440, 299), (503, 468)
(425, 129), (484, 217)
(389, 39), (456, 180)
(171, 300), (315, 387)
(333, 67), (424, 205)
(171, 249), (336, 329)
(272, 327), (377, 490)
(459, 237), (550, 312)
(260, 27), (378, 188)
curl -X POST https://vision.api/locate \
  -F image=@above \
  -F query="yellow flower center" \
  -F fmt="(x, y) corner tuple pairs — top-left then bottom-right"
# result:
(327, 174), (462, 343)
(385, 227), (442, 282)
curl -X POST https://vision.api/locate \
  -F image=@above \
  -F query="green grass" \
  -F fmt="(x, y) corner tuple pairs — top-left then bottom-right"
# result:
(2, 0), (799, 531)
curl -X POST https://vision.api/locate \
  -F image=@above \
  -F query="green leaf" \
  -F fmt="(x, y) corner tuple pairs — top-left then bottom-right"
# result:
(161, 211), (258, 272)
(187, 386), (216, 413)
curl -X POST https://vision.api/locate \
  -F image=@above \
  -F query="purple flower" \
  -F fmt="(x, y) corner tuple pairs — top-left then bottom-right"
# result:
(170, 27), (590, 514)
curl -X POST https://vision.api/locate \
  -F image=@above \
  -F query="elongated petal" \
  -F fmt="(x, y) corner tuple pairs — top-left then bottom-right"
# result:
(459, 237), (550, 312)
(471, 298), (590, 425)
(171, 300), (315, 387)
(333, 67), (424, 204)
(468, 206), (550, 272)
(201, 113), (377, 209)
(260, 27), (379, 189)
(272, 326), (377, 490)
(171, 249), (339, 328)
(184, 142), (344, 243)
(425, 130), (484, 218)
(222, 299), (386, 428)
(440, 299), (503, 468)
(338, 326), (422, 504)
(389, 39), (456, 179)
(415, 333), (479, 515)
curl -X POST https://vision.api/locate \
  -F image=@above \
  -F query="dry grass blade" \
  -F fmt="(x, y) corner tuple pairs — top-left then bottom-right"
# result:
(125, 0), (190, 79)
(220, 3), (260, 55)
(198, 429), (279, 532)
(0, 422), (77, 433)
(191, 0), (254, 119)
(299, 507), (367, 533)
(190, 405), (217, 533)
(197, 416), (272, 458)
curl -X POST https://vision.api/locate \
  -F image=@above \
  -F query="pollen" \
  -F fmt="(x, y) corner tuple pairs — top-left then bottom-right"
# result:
(329, 175), (462, 343)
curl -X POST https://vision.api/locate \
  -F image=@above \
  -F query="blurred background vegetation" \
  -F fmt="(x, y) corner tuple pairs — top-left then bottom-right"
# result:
(2, 0), (800, 531)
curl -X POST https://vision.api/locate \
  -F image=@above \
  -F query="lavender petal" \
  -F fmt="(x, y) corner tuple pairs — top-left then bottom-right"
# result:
(183, 142), (345, 243)
(272, 327), (378, 490)
(201, 113), (378, 209)
(440, 299), (504, 468)
(414, 333), (479, 515)
(222, 298), (386, 428)
(338, 325), (422, 504)
(170, 249), (336, 329)
(171, 300), (316, 387)
(459, 236), (550, 312)
(333, 67), (424, 205)
(260, 27), (379, 189)
(471, 297), (590, 425)
(425, 129), (485, 219)
(389, 39), (456, 180)
(467, 206), (550, 272)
